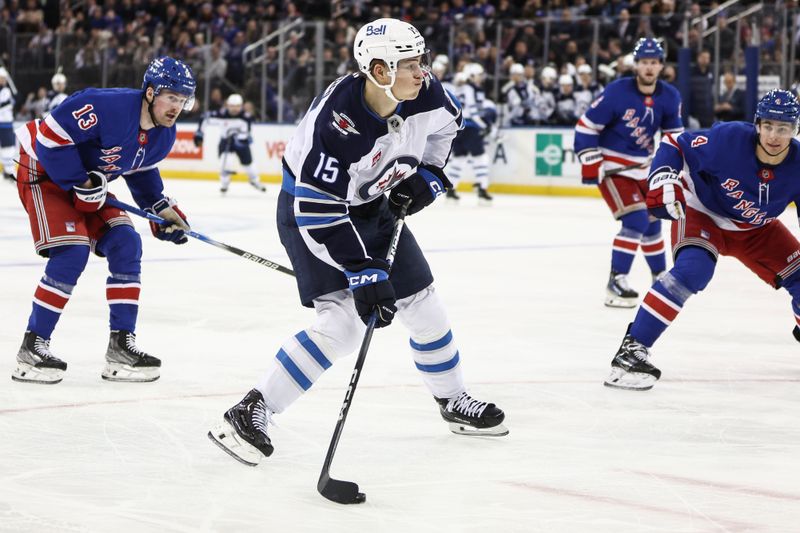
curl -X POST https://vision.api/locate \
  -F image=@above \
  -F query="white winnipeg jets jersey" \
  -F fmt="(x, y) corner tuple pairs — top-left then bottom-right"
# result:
(197, 108), (253, 141)
(283, 73), (462, 208)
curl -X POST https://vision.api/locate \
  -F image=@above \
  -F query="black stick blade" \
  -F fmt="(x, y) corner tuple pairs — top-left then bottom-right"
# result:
(318, 473), (366, 504)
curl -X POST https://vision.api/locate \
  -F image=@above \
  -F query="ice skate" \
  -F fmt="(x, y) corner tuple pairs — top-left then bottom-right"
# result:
(475, 184), (493, 205)
(605, 271), (639, 308)
(446, 188), (460, 201)
(12, 331), (67, 384)
(435, 391), (508, 437)
(208, 389), (274, 466)
(101, 330), (161, 382)
(220, 172), (232, 194)
(604, 324), (661, 390)
(249, 178), (266, 193)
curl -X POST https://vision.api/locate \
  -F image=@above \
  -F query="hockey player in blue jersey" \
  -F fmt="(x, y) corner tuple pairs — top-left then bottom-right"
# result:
(193, 93), (266, 194)
(574, 38), (684, 308)
(12, 56), (195, 384)
(209, 18), (508, 467)
(605, 90), (800, 390)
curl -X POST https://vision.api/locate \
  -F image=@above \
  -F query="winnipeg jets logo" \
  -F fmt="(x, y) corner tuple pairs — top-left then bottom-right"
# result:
(691, 136), (708, 148)
(359, 156), (418, 199)
(331, 111), (360, 136)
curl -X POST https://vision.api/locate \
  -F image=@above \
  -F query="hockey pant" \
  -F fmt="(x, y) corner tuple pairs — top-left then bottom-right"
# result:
(447, 154), (490, 190)
(255, 285), (465, 414)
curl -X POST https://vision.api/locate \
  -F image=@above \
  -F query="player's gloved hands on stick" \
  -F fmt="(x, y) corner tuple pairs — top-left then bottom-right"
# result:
(147, 197), (190, 244)
(646, 168), (686, 220)
(388, 164), (452, 216)
(193, 131), (203, 147)
(72, 171), (108, 212)
(344, 258), (397, 328)
(578, 149), (602, 186)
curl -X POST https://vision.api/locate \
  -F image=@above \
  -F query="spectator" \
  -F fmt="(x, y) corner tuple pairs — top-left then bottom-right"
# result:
(574, 63), (603, 117)
(536, 65), (558, 124)
(502, 62), (539, 126)
(554, 73), (578, 125)
(715, 71), (746, 122)
(690, 49), (715, 128)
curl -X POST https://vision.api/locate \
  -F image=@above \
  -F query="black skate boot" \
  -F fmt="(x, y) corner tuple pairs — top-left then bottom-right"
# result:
(474, 184), (493, 204)
(208, 389), (274, 466)
(794, 326), (800, 343)
(12, 331), (67, 384)
(605, 270), (639, 308)
(249, 178), (267, 192)
(604, 324), (661, 391)
(446, 188), (460, 201)
(435, 391), (508, 436)
(101, 330), (161, 382)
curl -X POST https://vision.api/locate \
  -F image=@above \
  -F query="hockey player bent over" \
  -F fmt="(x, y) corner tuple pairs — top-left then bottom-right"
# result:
(605, 90), (800, 390)
(193, 93), (265, 194)
(574, 38), (684, 308)
(209, 19), (508, 467)
(12, 57), (195, 384)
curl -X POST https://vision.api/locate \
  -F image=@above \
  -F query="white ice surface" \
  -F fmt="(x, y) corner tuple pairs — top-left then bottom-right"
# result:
(1, 179), (799, 533)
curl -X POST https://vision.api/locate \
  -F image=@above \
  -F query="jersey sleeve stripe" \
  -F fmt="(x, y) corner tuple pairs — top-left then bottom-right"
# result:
(577, 116), (604, 131)
(37, 115), (74, 147)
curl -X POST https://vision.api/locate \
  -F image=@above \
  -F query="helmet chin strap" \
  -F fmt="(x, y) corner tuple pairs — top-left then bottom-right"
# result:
(366, 70), (404, 104)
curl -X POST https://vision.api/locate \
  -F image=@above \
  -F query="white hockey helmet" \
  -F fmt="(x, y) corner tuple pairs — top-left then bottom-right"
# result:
(577, 64), (592, 75)
(463, 63), (485, 83)
(51, 73), (67, 90)
(226, 93), (243, 106)
(558, 74), (574, 86)
(541, 66), (558, 83)
(509, 63), (525, 76)
(353, 18), (427, 102)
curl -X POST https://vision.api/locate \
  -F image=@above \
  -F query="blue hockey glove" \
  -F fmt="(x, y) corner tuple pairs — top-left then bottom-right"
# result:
(344, 258), (396, 328)
(388, 164), (452, 216)
(147, 197), (190, 244)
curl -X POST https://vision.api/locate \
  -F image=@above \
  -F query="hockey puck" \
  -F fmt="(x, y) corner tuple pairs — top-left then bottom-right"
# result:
(354, 492), (366, 504)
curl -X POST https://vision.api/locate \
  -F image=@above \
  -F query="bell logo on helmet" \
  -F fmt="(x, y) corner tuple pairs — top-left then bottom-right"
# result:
(365, 24), (386, 36)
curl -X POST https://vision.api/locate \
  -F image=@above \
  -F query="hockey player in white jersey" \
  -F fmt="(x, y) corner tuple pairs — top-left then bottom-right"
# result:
(194, 93), (265, 194)
(46, 73), (68, 113)
(0, 67), (15, 181)
(208, 18), (508, 467)
(447, 62), (493, 203)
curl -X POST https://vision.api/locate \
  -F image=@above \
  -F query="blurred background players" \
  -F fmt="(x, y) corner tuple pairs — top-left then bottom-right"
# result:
(574, 38), (683, 308)
(47, 72), (68, 113)
(446, 62), (494, 203)
(0, 67), (16, 181)
(502, 63), (540, 126)
(605, 90), (800, 391)
(194, 93), (265, 194)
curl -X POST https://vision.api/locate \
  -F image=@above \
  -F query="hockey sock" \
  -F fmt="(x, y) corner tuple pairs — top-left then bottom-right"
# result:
(396, 286), (465, 399)
(27, 245), (89, 338)
(630, 247), (715, 346)
(447, 155), (468, 188)
(473, 153), (490, 189)
(243, 164), (259, 183)
(0, 145), (14, 174)
(778, 274), (800, 330)
(641, 219), (666, 274)
(98, 226), (142, 332)
(611, 210), (649, 274)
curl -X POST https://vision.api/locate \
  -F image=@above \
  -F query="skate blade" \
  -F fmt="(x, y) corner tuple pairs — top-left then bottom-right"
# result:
(249, 182), (266, 192)
(208, 422), (263, 466)
(604, 294), (638, 308)
(101, 363), (160, 382)
(447, 422), (509, 437)
(604, 367), (657, 391)
(12, 363), (64, 384)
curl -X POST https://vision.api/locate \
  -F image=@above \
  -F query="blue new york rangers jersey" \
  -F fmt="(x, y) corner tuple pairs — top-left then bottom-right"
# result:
(283, 73), (462, 270)
(654, 121), (800, 231)
(15, 88), (176, 208)
(574, 78), (683, 180)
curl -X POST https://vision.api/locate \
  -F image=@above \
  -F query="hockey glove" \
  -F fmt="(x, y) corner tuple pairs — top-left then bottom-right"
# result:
(578, 149), (603, 185)
(388, 165), (452, 216)
(193, 131), (203, 147)
(72, 171), (108, 212)
(646, 169), (686, 220)
(147, 197), (190, 244)
(344, 258), (397, 328)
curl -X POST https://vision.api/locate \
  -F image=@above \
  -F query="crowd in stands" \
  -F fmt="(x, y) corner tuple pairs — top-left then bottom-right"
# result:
(0, 0), (792, 126)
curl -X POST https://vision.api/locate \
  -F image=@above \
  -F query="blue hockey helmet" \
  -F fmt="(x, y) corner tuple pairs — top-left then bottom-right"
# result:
(632, 38), (664, 62)
(755, 89), (800, 125)
(142, 56), (196, 110)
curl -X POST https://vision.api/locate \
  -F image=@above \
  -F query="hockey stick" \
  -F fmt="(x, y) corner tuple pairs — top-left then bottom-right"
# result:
(106, 197), (295, 276)
(604, 157), (653, 176)
(317, 200), (411, 505)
